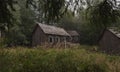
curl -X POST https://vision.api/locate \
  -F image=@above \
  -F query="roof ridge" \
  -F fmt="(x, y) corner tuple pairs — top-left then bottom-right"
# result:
(108, 27), (120, 38)
(38, 23), (64, 30)
(37, 23), (70, 36)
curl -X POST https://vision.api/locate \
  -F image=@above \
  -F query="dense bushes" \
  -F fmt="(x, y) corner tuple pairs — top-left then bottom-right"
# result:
(0, 46), (120, 72)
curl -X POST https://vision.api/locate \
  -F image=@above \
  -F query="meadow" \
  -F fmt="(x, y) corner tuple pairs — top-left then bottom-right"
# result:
(0, 46), (120, 72)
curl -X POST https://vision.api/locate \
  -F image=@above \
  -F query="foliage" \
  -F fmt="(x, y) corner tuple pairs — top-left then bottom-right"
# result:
(58, 11), (80, 30)
(18, 0), (36, 45)
(27, 0), (68, 23)
(27, 0), (120, 23)
(1, 0), (120, 25)
(0, 0), (17, 32)
(88, 0), (120, 28)
(57, 9), (101, 45)
(4, 0), (36, 46)
(0, 46), (120, 72)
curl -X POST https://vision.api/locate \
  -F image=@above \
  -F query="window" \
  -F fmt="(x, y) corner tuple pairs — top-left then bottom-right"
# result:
(73, 36), (79, 42)
(55, 36), (60, 42)
(48, 36), (53, 43)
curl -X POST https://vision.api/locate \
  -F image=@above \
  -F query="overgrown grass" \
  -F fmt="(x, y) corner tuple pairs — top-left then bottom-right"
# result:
(0, 46), (120, 72)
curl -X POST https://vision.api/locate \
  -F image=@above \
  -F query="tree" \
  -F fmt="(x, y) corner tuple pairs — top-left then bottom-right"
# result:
(0, 0), (17, 32)
(0, 0), (119, 27)
(4, 0), (36, 46)
(88, 0), (119, 28)
(19, 0), (36, 45)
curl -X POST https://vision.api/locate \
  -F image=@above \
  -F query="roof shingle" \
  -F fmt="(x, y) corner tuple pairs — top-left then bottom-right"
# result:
(67, 30), (79, 36)
(38, 23), (70, 36)
(109, 27), (120, 38)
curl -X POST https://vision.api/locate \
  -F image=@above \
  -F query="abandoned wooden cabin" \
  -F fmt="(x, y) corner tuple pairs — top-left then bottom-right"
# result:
(32, 23), (79, 46)
(99, 27), (120, 54)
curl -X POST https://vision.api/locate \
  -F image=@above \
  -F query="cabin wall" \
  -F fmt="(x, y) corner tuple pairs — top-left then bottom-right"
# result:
(32, 26), (47, 46)
(99, 30), (120, 54)
(46, 35), (68, 44)
(32, 27), (69, 47)
(71, 36), (79, 43)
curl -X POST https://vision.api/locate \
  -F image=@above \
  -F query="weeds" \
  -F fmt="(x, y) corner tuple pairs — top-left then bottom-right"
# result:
(0, 46), (120, 72)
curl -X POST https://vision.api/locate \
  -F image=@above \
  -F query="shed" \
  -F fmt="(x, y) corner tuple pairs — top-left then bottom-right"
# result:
(99, 27), (120, 54)
(67, 30), (79, 43)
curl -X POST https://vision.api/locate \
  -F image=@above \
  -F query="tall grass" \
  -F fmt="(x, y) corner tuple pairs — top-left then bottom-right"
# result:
(0, 46), (120, 72)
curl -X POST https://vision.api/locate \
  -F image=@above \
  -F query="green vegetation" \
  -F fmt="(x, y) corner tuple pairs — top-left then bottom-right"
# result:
(0, 46), (120, 72)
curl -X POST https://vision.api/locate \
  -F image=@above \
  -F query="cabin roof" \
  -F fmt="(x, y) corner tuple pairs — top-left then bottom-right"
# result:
(37, 23), (70, 36)
(67, 30), (79, 36)
(108, 27), (120, 38)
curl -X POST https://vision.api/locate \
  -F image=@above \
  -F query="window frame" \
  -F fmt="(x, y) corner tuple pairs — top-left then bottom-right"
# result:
(48, 36), (54, 43)
(55, 36), (60, 43)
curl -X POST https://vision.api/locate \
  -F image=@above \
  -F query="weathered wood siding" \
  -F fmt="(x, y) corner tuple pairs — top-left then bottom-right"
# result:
(46, 35), (68, 43)
(71, 36), (79, 43)
(32, 26), (47, 46)
(99, 30), (120, 54)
